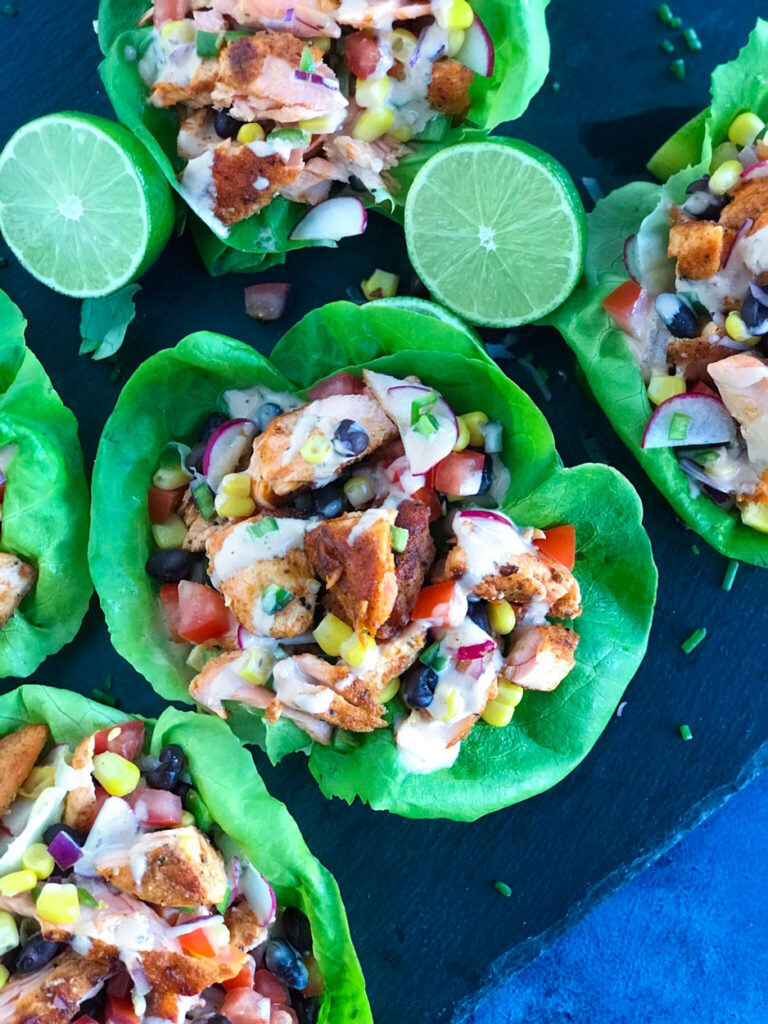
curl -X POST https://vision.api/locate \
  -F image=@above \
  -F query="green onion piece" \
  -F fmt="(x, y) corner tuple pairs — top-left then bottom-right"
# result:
(175, 905), (197, 913)
(184, 789), (214, 832)
(413, 413), (439, 437)
(224, 29), (252, 41)
(679, 723), (693, 742)
(691, 544), (700, 555)
(91, 688), (117, 707)
(669, 58), (685, 80)
(249, 516), (279, 539)
(192, 479), (215, 521)
(660, 38), (674, 53)
(77, 887), (99, 908)
(196, 30), (221, 58)
(216, 887), (232, 915)
(494, 881), (512, 898)
(683, 27), (701, 51)
(656, 3), (673, 23)
(680, 627), (706, 654)
(390, 525), (409, 553)
(721, 559), (739, 592)
(667, 411), (691, 440)
(410, 391), (439, 425)
(669, 15), (682, 28)
(551, 80), (561, 92)
(420, 641), (448, 672)
(262, 583), (293, 615)
(299, 46), (316, 72)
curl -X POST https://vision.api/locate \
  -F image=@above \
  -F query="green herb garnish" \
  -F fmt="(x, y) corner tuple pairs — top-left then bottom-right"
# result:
(660, 38), (674, 53)
(656, 3), (673, 24)
(680, 627), (706, 654)
(249, 516), (279, 539)
(77, 887), (100, 908)
(420, 641), (448, 672)
(196, 30), (221, 58)
(667, 411), (691, 441)
(79, 283), (141, 361)
(494, 881), (512, 897)
(669, 57), (685, 79)
(721, 559), (739, 592)
(413, 413), (439, 437)
(683, 27), (701, 52)
(679, 724), (693, 741)
(216, 887), (232, 915)
(262, 583), (293, 615)
(299, 47), (316, 72)
(192, 479), (215, 521)
(390, 525), (409, 553)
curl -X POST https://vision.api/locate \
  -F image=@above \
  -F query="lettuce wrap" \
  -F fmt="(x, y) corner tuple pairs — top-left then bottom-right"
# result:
(549, 20), (768, 566)
(0, 291), (91, 676)
(96, 0), (550, 275)
(0, 683), (370, 1023)
(89, 302), (656, 820)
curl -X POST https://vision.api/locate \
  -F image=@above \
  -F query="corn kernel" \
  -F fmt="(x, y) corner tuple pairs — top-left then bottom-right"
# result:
(453, 416), (470, 451)
(647, 374), (687, 405)
(496, 680), (524, 708)
(214, 493), (256, 518)
(740, 502), (768, 533)
(220, 472), (251, 497)
(298, 114), (341, 133)
(339, 630), (375, 668)
(725, 311), (755, 343)
(447, 29), (466, 56)
(152, 464), (191, 490)
(36, 883), (80, 925)
(489, 600), (516, 635)
(728, 112), (765, 148)
(388, 28), (418, 62)
(0, 965), (8, 990)
(378, 677), (400, 703)
(181, 810), (196, 827)
(0, 870), (37, 897)
(356, 75), (392, 109)
(161, 19), (194, 43)
(460, 411), (489, 447)
(238, 647), (275, 686)
(353, 108), (395, 143)
(151, 513), (188, 549)
(22, 843), (55, 881)
(390, 123), (413, 143)
(361, 268), (399, 300)
(343, 474), (375, 508)
(19, 766), (55, 799)
(300, 434), (331, 464)
(436, 0), (474, 31)
(0, 911), (18, 957)
(310, 35), (331, 52)
(481, 699), (514, 727)
(709, 159), (743, 194)
(237, 122), (266, 144)
(314, 613), (354, 657)
(441, 689), (460, 721)
(92, 751), (141, 797)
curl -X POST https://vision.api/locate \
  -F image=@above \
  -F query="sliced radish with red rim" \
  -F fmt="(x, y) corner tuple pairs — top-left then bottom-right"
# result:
(641, 393), (738, 449)
(203, 419), (257, 492)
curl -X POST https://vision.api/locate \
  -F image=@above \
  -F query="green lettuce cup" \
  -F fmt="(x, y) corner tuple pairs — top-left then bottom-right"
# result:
(96, 0), (550, 275)
(0, 684), (370, 1023)
(549, 19), (768, 566)
(0, 291), (91, 676)
(90, 302), (656, 820)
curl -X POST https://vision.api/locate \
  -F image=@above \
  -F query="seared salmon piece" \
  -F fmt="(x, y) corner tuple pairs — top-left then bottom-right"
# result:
(377, 499), (436, 640)
(63, 734), (96, 831)
(248, 393), (396, 505)
(719, 178), (768, 230)
(709, 353), (768, 469)
(502, 624), (579, 691)
(140, 944), (247, 995)
(668, 220), (727, 279)
(323, 133), (405, 193)
(667, 336), (734, 381)
(0, 723), (48, 817)
(95, 826), (228, 907)
(427, 58), (474, 117)
(9, 950), (117, 1024)
(150, 58), (220, 109)
(306, 509), (398, 635)
(0, 552), (37, 628)
(336, 0), (432, 27)
(226, 899), (268, 952)
(280, 156), (346, 205)
(211, 138), (304, 224)
(272, 654), (386, 730)
(213, 0), (342, 37)
(179, 486), (226, 552)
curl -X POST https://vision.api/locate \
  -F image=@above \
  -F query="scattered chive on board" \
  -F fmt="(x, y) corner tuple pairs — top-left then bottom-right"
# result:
(669, 58), (685, 80)
(656, 3), (673, 24)
(691, 544), (700, 555)
(679, 724), (693, 742)
(683, 27), (702, 51)
(494, 881), (512, 898)
(669, 15), (682, 28)
(721, 559), (739, 592)
(660, 38), (674, 53)
(680, 628), (706, 654)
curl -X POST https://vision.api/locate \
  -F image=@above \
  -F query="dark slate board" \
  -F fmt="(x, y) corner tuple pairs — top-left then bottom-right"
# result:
(1, 2), (767, 1022)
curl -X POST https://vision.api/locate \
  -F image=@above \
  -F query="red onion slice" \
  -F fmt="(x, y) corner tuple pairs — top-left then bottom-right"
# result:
(47, 829), (82, 870)
(456, 638), (497, 661)
(722, 218), (753, 269)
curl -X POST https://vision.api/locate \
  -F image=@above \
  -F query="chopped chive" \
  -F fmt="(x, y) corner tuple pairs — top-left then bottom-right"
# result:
(656, 3), (673, 24)
(668, 411), (690, 440)
(551, 80), (560, 92)
(299, 46), (316, 72)
(77, 887), (99, 908)
(248, 516), (278, 539)
(494, 881), (512, 898)
(680, 627), (706, 654)
(721, 559), (739, 591)
(669, 14), (682, 28)
(691, 544), (700, 555)
(196, 29), (221, 58)
(669, 58), (685, 80)
(660, 38), (674, 53)
(216, 887), (232, 914)
(390, 525), (409, 553)
(262, 584), (293, 615)
(679, 723), (693, 741)
(420, 641), (448, 672)
(683, 27), (701, 51)
(192, 480), (215, 521)
(3, 3), (18, 16)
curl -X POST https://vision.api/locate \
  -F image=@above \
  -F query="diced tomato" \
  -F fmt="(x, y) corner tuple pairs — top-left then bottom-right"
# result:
(221, 988), (272, 1024)
(179, 926), (218, 959)
(301, 954), (325, 998)
(160, 582), (182, 641)
(93, 720), (145, 760)
(602, 280), (644, 336)
(431, 451), (485, 497)
(343, 31), (381, 79)
(107, 969), (133, 999)
(177, 580), (230, 644)
(411, 485), (443, 523)
(271, 1007), (299, 1024)
(148, 484), (186, 525)
(306, 371), (366, 400)
(691, 381), (717, 398)
(153, 0), (189, 25)
(254, 968), (288, 1004)
(411, 582), (456, 626)
(0, 480), (5, 503)
(104, 995), (140, 1024)
(223, 956), (256, 991)
(533, 524), (576, 570)
(125, 786), (183, 828)
(73, 1018), (99, 1024)
(83, 785), (110, 831)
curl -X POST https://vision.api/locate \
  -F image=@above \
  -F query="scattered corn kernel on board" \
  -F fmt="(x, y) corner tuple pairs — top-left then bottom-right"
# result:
(2, 1), (768, 1022)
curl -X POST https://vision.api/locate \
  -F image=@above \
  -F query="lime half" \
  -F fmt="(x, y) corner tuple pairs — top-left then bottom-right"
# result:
(404, 139), (586, 328)
(0, 113), (174, 298)
(368, 295), (482, 345)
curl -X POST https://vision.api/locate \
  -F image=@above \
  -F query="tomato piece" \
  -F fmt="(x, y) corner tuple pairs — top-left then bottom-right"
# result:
(306, 371), (366, 400)
(0, 480), (6, 503)
(254, 968), (288, 1003)
(411, 485), (443, 523)
(148, 485), (186, 525)
(533, 524), (576, 570)
(221, 988), (272, 1024)
(431, 451), (485, 496)
(223, 956), (256, 991)
(125, 786), (183, 828)
(602, 280), (644, 336)
(160, 582), (181, 641)
(73, 1017), (99, 1024)
(179, 927), (218, 958)
(411, 582), (456, 626)
(369, 437), (405, 466)
(691, 381), (717, 398)
(176, 580), (230, 644)
(104, 995), (140, 1024)
(153, 0), (189, 25)
(343, 31), (381, 79)
(93, 720), (145, 760)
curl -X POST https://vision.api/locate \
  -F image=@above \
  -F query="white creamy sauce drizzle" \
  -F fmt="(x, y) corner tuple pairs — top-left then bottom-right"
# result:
(224, 385), (301, 421)
(279, 401), (358, 474)
(178, 150), (231, 238)
(346, 507), (393, 545)
(272, 659), (335, 713)
(211, 517), (312, 588)
(140, 29), (202, 88)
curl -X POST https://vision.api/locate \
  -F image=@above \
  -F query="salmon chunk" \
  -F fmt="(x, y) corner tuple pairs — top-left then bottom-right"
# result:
(427, 58), (474, 117)
(0, 552), (37, 628)
(709, 353), (768, 469)
(179, 486), (226, 552)
(150, 58), (220, 108)
(63, 735), (96, 831)
(272, 653), (386, 730)
(668, 220), (727, 279)
(211, 138), (304, 224)
(0, 724), (48, 817)
(667, 337), (734, 381)
(502, 624), (579, 691)
(719, 178), (768, 230)
(9, 950), (117, 1024)
(377, 499), (436, 640)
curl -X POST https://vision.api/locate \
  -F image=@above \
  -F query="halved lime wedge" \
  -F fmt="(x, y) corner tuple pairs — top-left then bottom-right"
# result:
(0, 113), (174, 298)
(404, 139), (586, 327)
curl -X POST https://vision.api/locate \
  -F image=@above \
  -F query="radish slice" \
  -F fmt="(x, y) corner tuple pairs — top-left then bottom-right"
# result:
(641, 393), (737, 449)
(290, 196), (367, 241)
(239, 859), (277, 926)
(457, 509), (514, 527)
(203, 419), (257, 492)
(741, 160), (768, 180)
(456, 638), (496, 660)
(455, 12), (495, 77)
(362, 370), (458, 474)
(623, 234), (640, 284)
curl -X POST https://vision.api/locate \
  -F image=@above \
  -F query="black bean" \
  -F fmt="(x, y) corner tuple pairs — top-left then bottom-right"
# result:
(255, 402), (282, 432)
(15, 937), (64, 974)
(146, 548), (197, 583)
(292, 993), (320, 1024)
(282, 905), (313, 956)
(265, 939), (309, 989)
(207, 1016), (232, 1024)
(147, 744), (185, 790)
(742, 285), (768, 333)
(313, 484), (343, 519)
(198, 412), (228, 443)
(467, 600), (491, 634)
(655, 293), (699, 339)
(332, 419), (369, 457)
(477, 455), (493, 495)
(213, 108), (241, 139)
(401, 663), (438, 708)
(185, 442), (207, 474)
